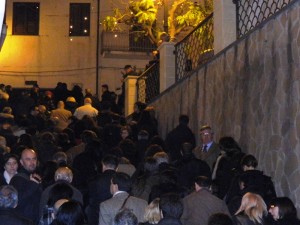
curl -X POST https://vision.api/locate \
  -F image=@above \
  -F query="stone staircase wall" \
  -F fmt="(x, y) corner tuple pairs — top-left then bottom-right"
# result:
(151, 1), (300, 208)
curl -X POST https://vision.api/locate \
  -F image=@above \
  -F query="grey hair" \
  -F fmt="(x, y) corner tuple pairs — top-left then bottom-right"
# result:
(113, 209), (138, 225)
(0, 185), (18, 208)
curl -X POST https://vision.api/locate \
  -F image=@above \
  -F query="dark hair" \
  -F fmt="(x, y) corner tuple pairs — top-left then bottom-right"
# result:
(102, 154), (119, 170)
(114, 208), (138, 225)
(218, 136), (241, 153)
(179, 115), (189, 125)
(124, 65), (132, 70)
(195, 176), (212, 188)
(159, 193), (183, 218)
(270, 197), (298, 220)
(111, 172), (131, 192)
(48, 183), (74, 207)
(208, 213), (233, 225)
(2, 153), (19, 165)
(181, 142), (194, 156)
(144, 157), (158, 173)
(241, 154), (258, 168)
(55, 201), (85, 225)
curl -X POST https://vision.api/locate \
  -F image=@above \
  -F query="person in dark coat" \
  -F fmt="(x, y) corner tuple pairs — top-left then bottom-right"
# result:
(10, 149), (42, 224)
(0, 185), (34, 225)
(86, 154), (119, 225)
(157, 193), (183, 225)
(174, 142), (211, 192)
(212, 136), (245, 199)
(268, 197), (300, 225)
(226, 154), (276, 215)
(165, 115), (196, 162)
(72, 139), (104, 207)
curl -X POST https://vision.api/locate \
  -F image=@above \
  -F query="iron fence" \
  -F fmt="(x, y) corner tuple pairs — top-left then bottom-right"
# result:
(234, 0), (294, 38)
(101, 31), (157, 53)
(137, 62), (160, 103)
(175, 13), (214, 82)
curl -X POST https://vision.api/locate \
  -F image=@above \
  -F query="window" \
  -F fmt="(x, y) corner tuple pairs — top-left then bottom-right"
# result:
(69, 3), (90, 36)
(13, 2), (39, 35)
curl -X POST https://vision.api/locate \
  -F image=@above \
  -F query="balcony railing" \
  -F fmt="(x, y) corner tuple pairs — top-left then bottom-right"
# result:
(137, 62), (160, 103)
(234, 0), (294, 38)
(101, 31), (157, 53)
(174, 13), (214, 82)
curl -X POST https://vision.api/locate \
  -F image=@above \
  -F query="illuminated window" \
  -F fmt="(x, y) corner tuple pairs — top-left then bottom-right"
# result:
(69, 3), (90, 36)
(13, 2), (39, 35)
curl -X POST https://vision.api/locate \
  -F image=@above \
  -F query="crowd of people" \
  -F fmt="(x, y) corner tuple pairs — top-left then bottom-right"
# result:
(0, 81), (299, 225)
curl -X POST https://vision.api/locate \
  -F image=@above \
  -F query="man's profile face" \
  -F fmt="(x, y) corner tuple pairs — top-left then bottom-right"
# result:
(200, 129), (213, 144)
(20, 149), (37, 173)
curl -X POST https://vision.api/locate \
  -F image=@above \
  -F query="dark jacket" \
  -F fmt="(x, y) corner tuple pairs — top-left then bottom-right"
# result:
(86, 169), (116, 225)
(226, 170), (276, 215)
(174, 154), (211, 191)
(10, 168), (42, 224)
(165, 124), (196, 161)
(0, 208), (34, 225)
(157, 217), (182, 225)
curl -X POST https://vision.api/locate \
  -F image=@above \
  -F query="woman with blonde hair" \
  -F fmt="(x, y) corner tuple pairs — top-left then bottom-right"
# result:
(140, 198), (161, 225)
(234, 192), (267, 225)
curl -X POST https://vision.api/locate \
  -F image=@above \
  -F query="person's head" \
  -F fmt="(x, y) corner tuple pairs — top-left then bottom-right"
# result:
(53, 199), (69, 217)
(124, 65), (133, 74)
(54, 167), (73, 183)
(20, 148), (37, 173)
(48, 183), (73, 207)
(241, 154), (258, 171)
(200, 125), (214, 145)
(218, 136), (241, 153)
(66, 96), (76, 103)
(134, 101), (146, 113)
(3, 154), (18, 176)
(144, 198), (161, 224)
(138, 130), (149, 141)
(120, 126), (131, 140)
(84, 97), (92, 105)
(102, 84), (109, 92)
(208, 213), (233, 225)
(114, 208), (138, 225)
(144, 157), (159, 173)
(110, 172), (131, 194)
(55, 201), (84, 225)
(52, 152), (68, 166)
(57, 101), (65, 109)
(153, 152), (169, 165)
(235, 192), (267, 224)
(179, 115), (189, 125)
(0, 185), (18, 208)
(38, 105), (47, 113)
(195, 176), (212, 191)
(81, 130), (97, 144)
(180, 142), (194, 157)
(102, 154), (119, 172)
(268, 197), (297, 221)
(159, 193), (183, 219)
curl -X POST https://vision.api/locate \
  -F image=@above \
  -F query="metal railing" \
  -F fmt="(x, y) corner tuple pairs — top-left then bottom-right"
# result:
(174, 13), (214, 82)
(234, 0), (294, 38)
(136, 62), (160, 103)
(101, 31), (157, 53)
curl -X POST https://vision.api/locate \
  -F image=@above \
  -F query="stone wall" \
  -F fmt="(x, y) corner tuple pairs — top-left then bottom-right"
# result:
(151, 1), (300, 208)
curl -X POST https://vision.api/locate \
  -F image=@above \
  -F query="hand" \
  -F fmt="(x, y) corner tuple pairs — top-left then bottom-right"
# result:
(30, 173), (42, 184)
